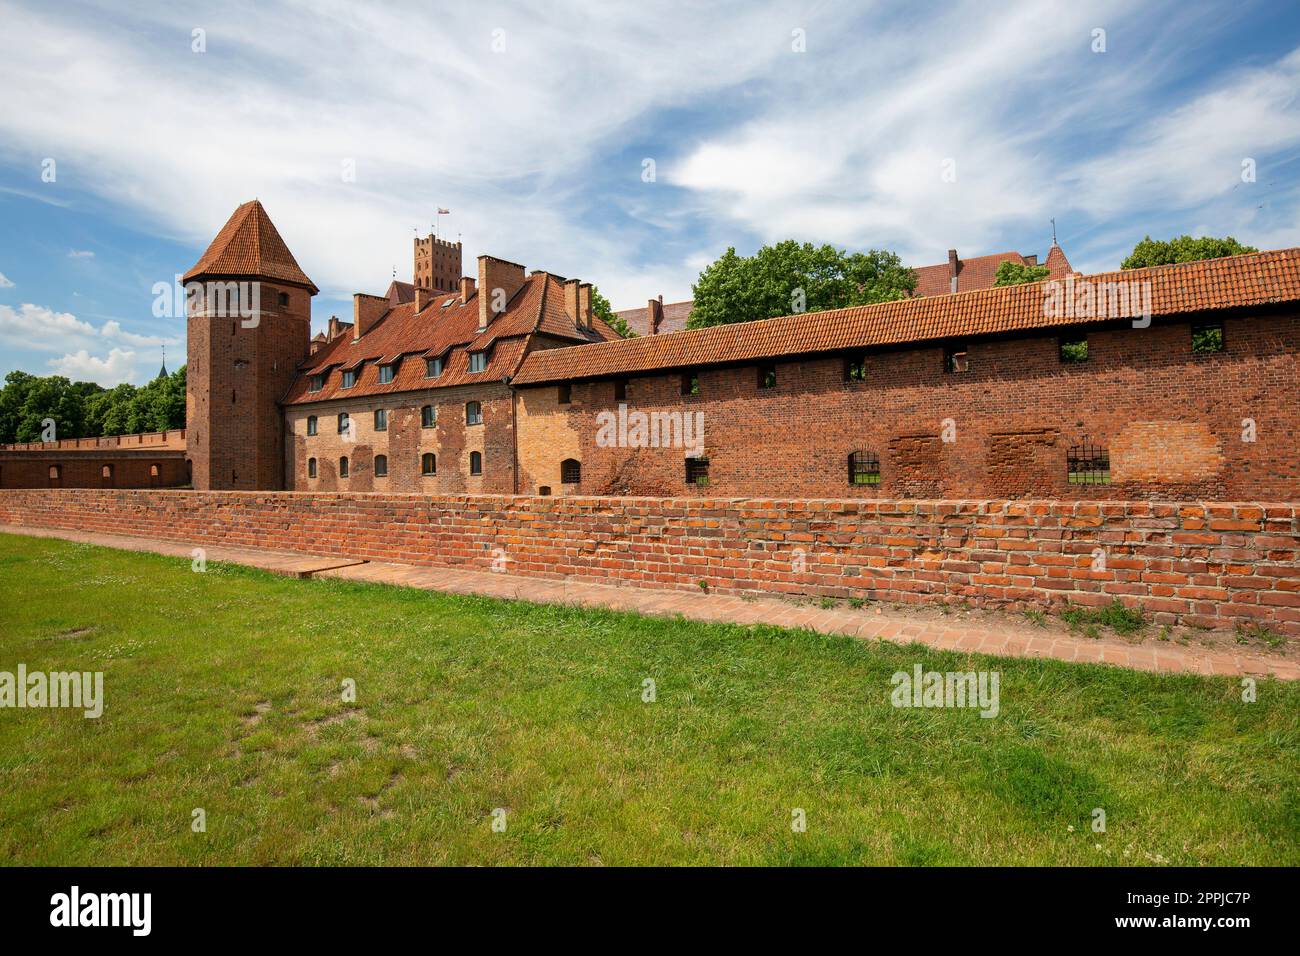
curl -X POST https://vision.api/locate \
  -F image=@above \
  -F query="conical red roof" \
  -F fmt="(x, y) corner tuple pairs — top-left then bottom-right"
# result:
(184, 200), (318, 293)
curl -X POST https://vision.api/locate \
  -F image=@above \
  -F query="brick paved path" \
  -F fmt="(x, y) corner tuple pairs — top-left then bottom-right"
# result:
(5, 524), (1296, 681)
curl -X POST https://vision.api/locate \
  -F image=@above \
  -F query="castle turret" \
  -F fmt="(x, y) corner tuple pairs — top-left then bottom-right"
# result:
(413, 233), (462, 293)
(184, 200), (316, 490)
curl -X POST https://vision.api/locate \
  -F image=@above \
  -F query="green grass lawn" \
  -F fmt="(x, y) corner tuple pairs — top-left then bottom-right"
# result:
(0, 533), (1296, 866)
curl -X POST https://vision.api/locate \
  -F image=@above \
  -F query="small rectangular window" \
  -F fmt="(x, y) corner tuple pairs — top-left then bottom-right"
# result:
(557, 384), (572, 404)
(337, 412), (350, 434)
(757, 364), (777, 389)
(468, 352), (488, 373)
(681, 372), (699, 396)
(374, 409), (388, 431)
(309, 374), (323, 392)
(944, 343), (970, 373)
(342, 369), (358, 388)
(470, 451), (483, 475)
(278, 292), (290, 308)
(374, 454), (388, 477)
(378, 364), (395, 384)
(1067, 439), (1111, 485)
(848, 451), (880, 485)
(306, 416), (317, 436)
(426, 356), (444, 378)
(1191, 322), (1224, 354)
(421, 452), (437, 475)
(685, 456), (710, 485)
(613, 378), (627, 401)
(1059, 334), (1088, 363)
(466, 401), (482, 425)
(845, 354), (867, 381)
(421, 405), (436, 428)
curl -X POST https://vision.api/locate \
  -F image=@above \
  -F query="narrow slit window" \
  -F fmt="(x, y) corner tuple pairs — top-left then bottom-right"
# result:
(339, 456), (350, 478)
(308, 457), (317, 478)
(469, 451), (483, 475)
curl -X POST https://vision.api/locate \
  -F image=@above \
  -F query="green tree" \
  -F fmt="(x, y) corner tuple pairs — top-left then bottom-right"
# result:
(1121, 235), (1258, 270)
(993, 260), (1051, 286)
(687, 241), (916, 330)
(590, 287), (635, 338)
(0, 371), (36, 443)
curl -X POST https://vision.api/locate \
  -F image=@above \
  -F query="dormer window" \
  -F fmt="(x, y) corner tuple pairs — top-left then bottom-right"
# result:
(378, 363), (395, 384)
(468, 351), (488, 373)
(341, 368), (358, 388)
(309, 374), (323, 392)
(426, 356), (444, 378)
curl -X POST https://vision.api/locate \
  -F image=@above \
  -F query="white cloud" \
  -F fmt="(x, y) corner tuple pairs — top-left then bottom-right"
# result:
(47, 347), (137, 386)
(0, 302), (99, 350)
(67, 249), (95, 259)
(0, 271), (13, 288)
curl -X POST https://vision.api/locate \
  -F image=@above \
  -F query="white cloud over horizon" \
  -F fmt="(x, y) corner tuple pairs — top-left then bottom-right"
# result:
(0, 0), (1297, 326)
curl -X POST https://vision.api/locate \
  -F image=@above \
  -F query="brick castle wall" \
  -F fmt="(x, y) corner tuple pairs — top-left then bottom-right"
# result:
(0, 455), (188, 489)
(513, 313), (1300, 501)
(1, 489), (1297, 635)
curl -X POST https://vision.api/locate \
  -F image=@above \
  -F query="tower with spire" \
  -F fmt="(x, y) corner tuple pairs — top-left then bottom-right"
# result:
(184, 199), (317, 490)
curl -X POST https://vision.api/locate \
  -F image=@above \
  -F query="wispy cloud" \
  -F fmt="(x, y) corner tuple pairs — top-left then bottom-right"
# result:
(67, 249), (95, 259)
(0, 271), (13, 288)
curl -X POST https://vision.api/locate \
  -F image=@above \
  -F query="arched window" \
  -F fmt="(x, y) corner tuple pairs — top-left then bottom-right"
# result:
(538, 486), (552, 496)
(466, 401), (482, 425)
(48, 465), (61, 482)
(469, 451), (482, 475)
(561, 458), (581, 484)
(421, 453), (436, 476)
(374, 454), (388, 477)
(101, 464), (113, 478)
(339, 456), (350, 478)
(149, 464), (160, 478)
(308, 457), (317, 478)
(421, 405), (436, 428)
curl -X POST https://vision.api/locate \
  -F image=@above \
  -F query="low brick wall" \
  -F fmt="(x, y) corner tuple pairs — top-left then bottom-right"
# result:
(1, 490), (1297, 635)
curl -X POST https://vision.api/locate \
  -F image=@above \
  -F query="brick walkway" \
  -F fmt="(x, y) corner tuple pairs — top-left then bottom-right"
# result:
(4, 524), (1296, 681)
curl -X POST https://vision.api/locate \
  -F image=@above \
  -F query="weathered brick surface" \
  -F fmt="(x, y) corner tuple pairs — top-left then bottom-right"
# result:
(2, 489), (1297, 635)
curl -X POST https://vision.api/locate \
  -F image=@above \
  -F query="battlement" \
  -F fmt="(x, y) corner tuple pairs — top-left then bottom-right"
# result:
(413, 232), (463, 293)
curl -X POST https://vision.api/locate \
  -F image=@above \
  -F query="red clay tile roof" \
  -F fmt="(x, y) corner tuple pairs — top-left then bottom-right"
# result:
(512, 248), (1300, 385)
(386, 280), (416, 305)
(911, 247), (1073, 297)
(184, 200), (318, 293)
(284, 271), (618, 405)
(615, 299), (694, 335)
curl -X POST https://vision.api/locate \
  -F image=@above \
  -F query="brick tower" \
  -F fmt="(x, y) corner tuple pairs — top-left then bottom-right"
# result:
(413, 233), (462, 292)
(185, 200), (317, 490)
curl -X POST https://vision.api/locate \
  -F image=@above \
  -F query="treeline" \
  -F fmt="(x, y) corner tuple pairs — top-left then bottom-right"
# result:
(0, 367), (186, 444)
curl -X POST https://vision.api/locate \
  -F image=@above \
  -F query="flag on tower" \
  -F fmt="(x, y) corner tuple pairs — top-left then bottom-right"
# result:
(437, 207), (450, 215)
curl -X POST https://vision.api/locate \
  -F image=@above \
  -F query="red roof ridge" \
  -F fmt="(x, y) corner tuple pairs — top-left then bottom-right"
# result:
(184, 200), (318, 293)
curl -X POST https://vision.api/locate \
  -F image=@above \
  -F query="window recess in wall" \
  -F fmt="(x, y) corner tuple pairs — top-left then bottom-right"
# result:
(845, 354), (868, 381)
(685, 456), (710, 485)
(848, 450), (880, 485)
(1059, 334), (1088, 363)
(944, 342), (970, 373)
(1067, 438), (1110, 485)
(1191, 321), (1224, 354)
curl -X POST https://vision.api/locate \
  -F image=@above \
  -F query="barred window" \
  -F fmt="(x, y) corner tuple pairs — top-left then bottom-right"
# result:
(538, 485), (552, 496)
(421, 404), (436, 428)
(561, 458), (581, 484)
(685, 456), (710, 485)
(848, 451), (880, 485)
(1067, 438), (1111, 485)
(374, 454), (388, 477)
(470, 451), (483, 475)
(421, 453), (436, 476)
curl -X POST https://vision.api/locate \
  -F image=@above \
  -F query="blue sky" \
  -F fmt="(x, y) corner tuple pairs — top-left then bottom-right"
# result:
(1, 0), (1299, 386)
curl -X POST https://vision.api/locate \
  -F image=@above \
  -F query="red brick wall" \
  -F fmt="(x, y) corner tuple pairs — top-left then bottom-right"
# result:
(2, 489), (1297, 635)
(0, 455), (187, 489)
(514, 312), (1300, 501)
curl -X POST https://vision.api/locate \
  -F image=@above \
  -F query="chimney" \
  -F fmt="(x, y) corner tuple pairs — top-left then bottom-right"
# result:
(578, 283), (593, 330)
(352, 293), (388, 341)
(648, 295), (665, 335)
(327, 315), (344, 341)
(563, 278), (581, 326)
(459, 275), (476, 304)
(415, 287), (435, 311)
(948, 249), (959, 294)
(477, 255), (527, 331)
